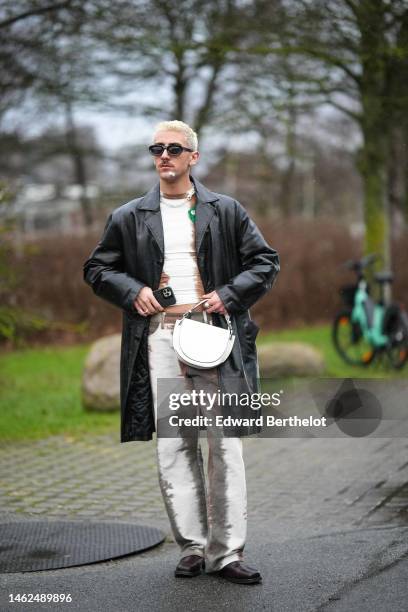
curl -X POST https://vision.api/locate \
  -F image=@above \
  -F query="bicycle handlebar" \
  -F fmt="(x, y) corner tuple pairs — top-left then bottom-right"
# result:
(342, 253), (381, 275)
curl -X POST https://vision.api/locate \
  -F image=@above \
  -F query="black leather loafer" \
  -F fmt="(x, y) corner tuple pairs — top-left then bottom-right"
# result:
(175, 555), (205, 577)
(217, 561), (262, 584)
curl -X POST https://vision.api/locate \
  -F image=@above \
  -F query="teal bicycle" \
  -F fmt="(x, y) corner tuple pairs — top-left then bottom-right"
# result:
(332, 254), (408, 369)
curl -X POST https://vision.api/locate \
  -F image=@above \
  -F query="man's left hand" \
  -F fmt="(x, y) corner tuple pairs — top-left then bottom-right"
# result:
(201, 291), (228, 315)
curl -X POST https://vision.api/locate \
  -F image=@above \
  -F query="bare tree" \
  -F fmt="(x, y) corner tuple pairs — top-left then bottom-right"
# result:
(0, 1), (113, 225)
(89, 0), (254, 136)
(259, 0), (408, 267)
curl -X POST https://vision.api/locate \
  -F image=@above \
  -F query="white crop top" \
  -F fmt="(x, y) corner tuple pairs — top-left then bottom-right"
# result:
(159, 195), (204, 305)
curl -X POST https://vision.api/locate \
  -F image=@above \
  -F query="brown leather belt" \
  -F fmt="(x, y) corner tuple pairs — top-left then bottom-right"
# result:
(150, 310), (211, 327)
(163, 302), (206, 315)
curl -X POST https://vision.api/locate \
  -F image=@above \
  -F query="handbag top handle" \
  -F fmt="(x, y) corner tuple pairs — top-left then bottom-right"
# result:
(182, 299), (233, 335)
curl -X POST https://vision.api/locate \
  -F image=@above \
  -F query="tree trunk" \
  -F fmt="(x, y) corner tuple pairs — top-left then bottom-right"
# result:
(279, 105), (297, 217)
(64, 100), (93, 227)
(359, 135), (389, 265)
(174, 67), (186, 121)
(403, 120), (408, 223)
(357, 1), (390, 272)
(396, 9), (408, 223)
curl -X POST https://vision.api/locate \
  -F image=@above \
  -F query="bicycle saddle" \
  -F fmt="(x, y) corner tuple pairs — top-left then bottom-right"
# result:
(374, 271), (394, 284)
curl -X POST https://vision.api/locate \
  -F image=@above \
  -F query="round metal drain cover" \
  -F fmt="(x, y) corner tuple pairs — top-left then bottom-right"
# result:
(0, 521), (165, 573)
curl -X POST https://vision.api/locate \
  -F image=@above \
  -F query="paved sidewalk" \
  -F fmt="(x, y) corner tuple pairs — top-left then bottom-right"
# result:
(0, 381), (408, 611)
(0, 434), (407, 535)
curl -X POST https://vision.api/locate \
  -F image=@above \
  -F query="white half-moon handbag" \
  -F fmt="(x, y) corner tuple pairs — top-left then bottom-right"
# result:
(172, 300), (235, 369)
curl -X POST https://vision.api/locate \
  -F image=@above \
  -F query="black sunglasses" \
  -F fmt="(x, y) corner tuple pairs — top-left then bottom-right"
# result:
(149, 143), (193, 157)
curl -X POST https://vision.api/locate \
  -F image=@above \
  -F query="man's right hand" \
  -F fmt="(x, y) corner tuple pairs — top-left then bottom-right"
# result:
(133, 287), (164, 316)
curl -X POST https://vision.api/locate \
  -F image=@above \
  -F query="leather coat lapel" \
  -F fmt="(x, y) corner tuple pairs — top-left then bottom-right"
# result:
(190, 176), (218, 254)
(137, 175), (219, 256)
(138, 182), (164, 255)
(195, 200), (215, 254)
(144, 210), (164, 255)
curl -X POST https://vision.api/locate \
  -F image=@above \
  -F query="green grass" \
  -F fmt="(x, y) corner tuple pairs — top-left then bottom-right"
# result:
(0, 323), (406, 441)
(0, 343), (118, 442)
(259, 323), (408, 379)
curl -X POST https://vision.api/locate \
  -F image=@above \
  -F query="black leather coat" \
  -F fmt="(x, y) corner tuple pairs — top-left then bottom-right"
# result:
(83, 176), (280, 442)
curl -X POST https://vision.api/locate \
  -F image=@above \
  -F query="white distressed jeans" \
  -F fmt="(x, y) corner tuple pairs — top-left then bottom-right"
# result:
(147, 311), (247, 573)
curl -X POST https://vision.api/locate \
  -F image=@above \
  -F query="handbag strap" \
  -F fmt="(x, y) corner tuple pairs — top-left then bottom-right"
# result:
(181, 299), (233, 336)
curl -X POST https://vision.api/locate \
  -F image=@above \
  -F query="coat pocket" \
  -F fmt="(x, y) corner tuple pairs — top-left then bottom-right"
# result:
(244, 319), (260, 344)
(242, 319), (260, 364)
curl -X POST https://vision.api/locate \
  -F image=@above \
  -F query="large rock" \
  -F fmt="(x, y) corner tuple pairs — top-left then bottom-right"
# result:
(81, 336), (324, 411)
(82, 334), (121, 411)
(258, 342), (325, 377)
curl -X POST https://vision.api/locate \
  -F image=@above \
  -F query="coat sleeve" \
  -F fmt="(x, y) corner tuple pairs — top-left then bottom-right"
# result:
(215, 200), (280, 313)
(83, 212), (146, 313)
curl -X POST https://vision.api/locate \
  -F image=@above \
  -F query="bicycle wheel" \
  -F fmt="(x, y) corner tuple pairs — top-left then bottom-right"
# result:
(332, 309), (376, 366)
(382, 306), (408, 369)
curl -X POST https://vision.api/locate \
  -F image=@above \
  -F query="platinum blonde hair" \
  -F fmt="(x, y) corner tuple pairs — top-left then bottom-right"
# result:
(153, 120), (198, 151)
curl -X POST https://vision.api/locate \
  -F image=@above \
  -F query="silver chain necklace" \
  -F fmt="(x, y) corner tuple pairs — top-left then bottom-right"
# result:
(160, 185), (195, 207)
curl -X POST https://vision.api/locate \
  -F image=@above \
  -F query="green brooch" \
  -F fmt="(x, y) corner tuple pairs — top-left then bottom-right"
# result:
(188, 206), (196, 222)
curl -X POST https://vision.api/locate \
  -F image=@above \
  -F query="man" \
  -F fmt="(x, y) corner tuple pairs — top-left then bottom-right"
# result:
(83, 120), (280, 584)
